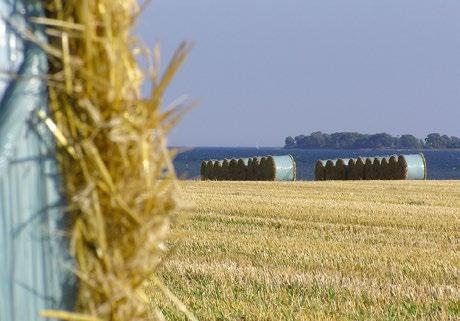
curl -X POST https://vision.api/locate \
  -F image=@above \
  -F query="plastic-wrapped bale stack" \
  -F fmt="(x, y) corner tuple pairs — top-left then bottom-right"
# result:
(264, 155), (296, 181)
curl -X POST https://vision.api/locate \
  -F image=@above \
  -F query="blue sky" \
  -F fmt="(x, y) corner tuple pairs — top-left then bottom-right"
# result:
(137, 0), (460, 147)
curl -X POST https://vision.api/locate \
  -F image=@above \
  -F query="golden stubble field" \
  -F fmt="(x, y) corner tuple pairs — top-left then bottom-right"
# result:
(148, 180), (460, 320)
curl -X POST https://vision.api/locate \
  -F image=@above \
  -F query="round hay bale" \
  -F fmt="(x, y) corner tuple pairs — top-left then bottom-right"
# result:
(396, 153), (427, 180)
(347, 159), (356, 180)
(204, 160), (214, 180)
(206, 160), (217, 180)
(235, 158), (249, 180)
(221, 159), (230, 180)
(246, 158), (254, 180)
(380, 157), (390, 180)
(314, 160), (327, 181)
(372, 157), (383, 180)
(348, 157), (365, 180)
(228, 158), (238, 181)
(258, 157), (267, 180)
(264, 155), (296, 181)
(388, 155), (398, 180)
(200, 160), (207, 180)
(213, 160), (224, 180)
(325, 159), (336, 180)
(364, 157), (374, 180)
(334, 158), (349, 180)
(249, 157), (261, 181)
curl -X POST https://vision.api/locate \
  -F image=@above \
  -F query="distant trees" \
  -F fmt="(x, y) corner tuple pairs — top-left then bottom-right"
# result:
(284, 131), (460, 149)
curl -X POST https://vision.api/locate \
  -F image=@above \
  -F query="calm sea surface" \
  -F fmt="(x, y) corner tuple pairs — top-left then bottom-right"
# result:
(173, 147), (460, 180)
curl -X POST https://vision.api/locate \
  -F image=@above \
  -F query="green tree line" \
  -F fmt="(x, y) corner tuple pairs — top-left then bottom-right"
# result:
(284, 132), (460, 149)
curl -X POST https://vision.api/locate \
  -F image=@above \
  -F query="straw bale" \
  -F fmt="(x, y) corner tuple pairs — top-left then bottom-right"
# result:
(220, 159), (230, 181)
(348, 157), (365, 180)
(213, 160), (223, 181)
(372, 157), (383, 180)
(235, 158), (248, 180)
(258, 157), (267, 180)
(380, 157), (390, 180)
(394, 155), (408, 180)
(388, 155), (398, 180)
(325, 160), (336, 180)
(249, 157), (260, 181)
(347, 159), (356, 180)
(228, 159), (238, 181)
(264, 156), (276, 181)
(314, 160), (325, 181)
(364, 157), (374, 180)
(334, 158), (348, 180)
(200, 161), (206, 180)
(246, 158), (254, 180)
(40, 1), (195, 319)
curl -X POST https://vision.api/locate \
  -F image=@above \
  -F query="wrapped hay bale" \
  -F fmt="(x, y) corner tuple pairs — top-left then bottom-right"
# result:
(235, 158), (249, 180)
(200, 160), (207, 180)
(228, 158), (238, 180)
(264, 155), (296, 181)
(334, 158), (350, 180)
(314, 160), (327, 181)
(325, 159), (336, 180)
(395, 154), (427, 180)
(364, 157), (374, 180)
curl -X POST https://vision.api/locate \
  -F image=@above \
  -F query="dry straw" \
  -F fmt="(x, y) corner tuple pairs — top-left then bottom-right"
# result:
(36, 1), (195, 320)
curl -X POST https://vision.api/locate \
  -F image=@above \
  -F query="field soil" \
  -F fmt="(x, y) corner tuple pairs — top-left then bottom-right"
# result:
(148, 180), (459, 320)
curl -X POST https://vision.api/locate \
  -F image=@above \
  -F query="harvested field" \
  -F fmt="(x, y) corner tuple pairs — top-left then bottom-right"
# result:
(149, 180), (460, 320)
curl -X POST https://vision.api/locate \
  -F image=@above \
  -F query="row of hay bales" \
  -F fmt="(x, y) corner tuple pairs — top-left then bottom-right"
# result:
(201, 155), (296, 181)
(315, 153), (427, 180)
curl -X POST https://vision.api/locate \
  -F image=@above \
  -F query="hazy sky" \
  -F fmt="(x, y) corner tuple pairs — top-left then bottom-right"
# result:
(137, 0), (460, 147)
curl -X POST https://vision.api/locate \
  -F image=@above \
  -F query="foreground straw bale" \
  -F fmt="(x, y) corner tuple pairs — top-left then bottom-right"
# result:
(151, 180), (460, 320)
(39, 1), (193, 320)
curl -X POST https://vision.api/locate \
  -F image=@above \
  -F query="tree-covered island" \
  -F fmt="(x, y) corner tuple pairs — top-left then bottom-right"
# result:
(284, 132), (460, 149)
